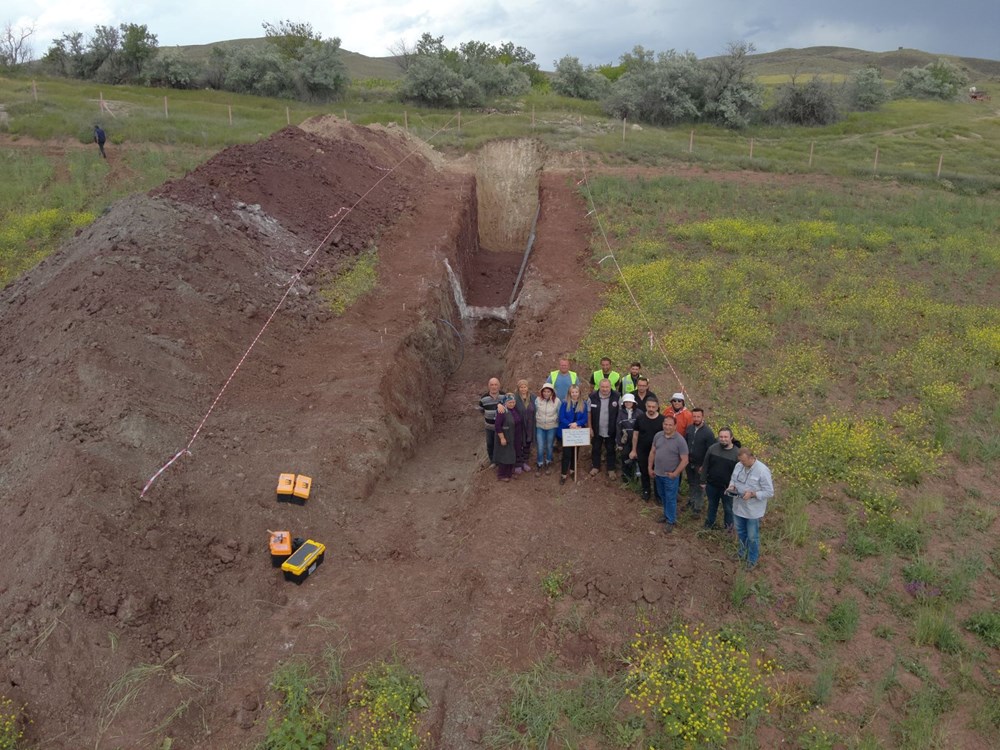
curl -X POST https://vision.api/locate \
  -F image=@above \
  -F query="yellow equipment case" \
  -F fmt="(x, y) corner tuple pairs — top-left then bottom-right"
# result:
(276, 473), (296, 503)
(281, 539), (325, 584)
(268, 530), (293, 567)
(291, 474), (311, 506)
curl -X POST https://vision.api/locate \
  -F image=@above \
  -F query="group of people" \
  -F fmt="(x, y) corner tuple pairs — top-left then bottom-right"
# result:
(477, 357), (775, 569)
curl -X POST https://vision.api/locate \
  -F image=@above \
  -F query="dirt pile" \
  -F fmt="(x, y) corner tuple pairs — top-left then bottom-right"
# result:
(0, 118), (473, 747)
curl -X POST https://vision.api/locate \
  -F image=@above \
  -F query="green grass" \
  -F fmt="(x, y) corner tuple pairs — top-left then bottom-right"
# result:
(823, 599), (860, 642)
(487, 660), (628, 749)
(963, 611), (1000, 649)
(318, 249), (379, 315)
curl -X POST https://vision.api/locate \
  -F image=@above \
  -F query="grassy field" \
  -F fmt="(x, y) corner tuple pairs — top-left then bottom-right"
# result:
(1, 69), (998, 747)
(567, 165), (1000, 747)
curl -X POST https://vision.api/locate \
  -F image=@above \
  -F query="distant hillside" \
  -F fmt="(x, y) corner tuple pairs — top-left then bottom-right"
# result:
(739, 46), (1000, 83)
(160, 41), (1000, 87)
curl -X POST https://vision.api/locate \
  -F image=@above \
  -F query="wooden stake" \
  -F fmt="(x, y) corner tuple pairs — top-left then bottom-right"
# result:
(343, 109), (347, 121)
(622, 117), (626, 142)
(688, 129), (694, 153)
(32, 80), (37, 102)
(936, 153), (944, 179)
(458, 110), (461, 132)
(749, 137), (754, 159)
(808, 141), (815, 167)
(99, 91), (104, 111)
(531, 105), (535, 128)
(404, 110), (408, 131)
(285, 106), (290, 125)
(228, 105), (232, 126)
(163, 96), (169, 118)
(873, 146), (880, 177)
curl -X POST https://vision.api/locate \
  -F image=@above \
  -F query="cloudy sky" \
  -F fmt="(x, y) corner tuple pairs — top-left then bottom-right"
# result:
(12, 0), (1000, 67)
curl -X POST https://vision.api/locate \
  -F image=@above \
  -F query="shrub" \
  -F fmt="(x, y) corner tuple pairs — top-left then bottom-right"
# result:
(770, 78), (840, 125)
(625, 624), (774, 745)
(0, 696), (25, 750)
(340, 661), (429, 750)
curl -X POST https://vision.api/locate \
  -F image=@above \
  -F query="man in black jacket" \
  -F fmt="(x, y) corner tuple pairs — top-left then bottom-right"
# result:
(701, 427), (740, 530)
(684, 408), (715, 516)
(94, 125), (107, 158)
(588, 378), (620, 479)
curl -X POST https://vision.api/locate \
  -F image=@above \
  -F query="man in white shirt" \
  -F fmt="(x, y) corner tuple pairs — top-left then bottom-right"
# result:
(727, 447), (775, 570)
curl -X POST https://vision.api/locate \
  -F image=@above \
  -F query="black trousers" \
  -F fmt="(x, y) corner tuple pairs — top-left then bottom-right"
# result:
(591, 435), (616, 471)
(637, 446), (652, 494)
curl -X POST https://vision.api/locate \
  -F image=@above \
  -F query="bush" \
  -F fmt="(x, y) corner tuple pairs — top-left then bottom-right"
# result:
(770, 78), (840, 125)
(849, 67), (889, 111)
(551, 55), (609, 101)
(895, 58), (969, 101)
(625, 624), (775, 745)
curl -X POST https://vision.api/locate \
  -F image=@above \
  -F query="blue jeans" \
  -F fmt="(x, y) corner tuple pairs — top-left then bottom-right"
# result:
(704, 485), (734, 529)
(654, 474), (680, 524)
(735, 515), (761, 566)
(536, 426), (557, 465)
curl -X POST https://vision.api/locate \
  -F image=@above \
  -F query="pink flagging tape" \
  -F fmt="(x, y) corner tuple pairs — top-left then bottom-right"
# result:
(140, 115), (459, 498)
(575, 153), (695, 407)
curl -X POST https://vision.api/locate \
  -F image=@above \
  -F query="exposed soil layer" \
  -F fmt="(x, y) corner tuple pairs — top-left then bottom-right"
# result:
(1, 119), (731, 748)
(6, 121), (992, 749)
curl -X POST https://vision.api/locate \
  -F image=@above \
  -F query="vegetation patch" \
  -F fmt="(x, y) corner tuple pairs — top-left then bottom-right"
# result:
(319, 249), (379, 315)
(625, 624), (776, 745)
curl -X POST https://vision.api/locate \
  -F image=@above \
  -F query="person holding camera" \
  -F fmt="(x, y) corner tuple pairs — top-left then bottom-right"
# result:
(727, 447), (775, 570)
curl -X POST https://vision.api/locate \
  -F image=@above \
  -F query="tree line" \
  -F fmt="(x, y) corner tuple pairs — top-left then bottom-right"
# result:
(2, 17), (978, 124)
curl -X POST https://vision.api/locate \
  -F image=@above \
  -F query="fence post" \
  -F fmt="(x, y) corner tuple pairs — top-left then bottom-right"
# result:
(32, 80), (37, 102)
(873, 146), (879, 177)
(228, 105), (232, 126)
(163, 96), (169, 118)
(531, 105), (535, 129)
(458, 110), (461, 132)
(688, 130), (694, 153)
(285, 106), (290, 125)
(99, 91), (104, 112)
(936, 153), (944, 179)
(808, 141), (815, 167)
(622, 117), (626, 142)
(749, 137), (754, 159)
(404, 110), (408, 132)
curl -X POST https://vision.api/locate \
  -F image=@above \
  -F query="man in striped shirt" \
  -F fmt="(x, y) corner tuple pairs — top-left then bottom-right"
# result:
(478, 377), (503, 466)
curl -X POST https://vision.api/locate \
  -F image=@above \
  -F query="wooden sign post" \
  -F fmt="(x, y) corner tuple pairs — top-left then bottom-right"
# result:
(561, 428), (590, 484)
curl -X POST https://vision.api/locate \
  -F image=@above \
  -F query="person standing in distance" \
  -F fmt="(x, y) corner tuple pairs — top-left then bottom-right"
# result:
(630, 396), (664, 501)
(648, 415), (689, 531)
(477, 377), (503, 466)
(590, 357), (622, 394)
(663, 392), (693, 439)
(701, 427), (740, 531)
(588, 378), (620, 479)
(615, 392), (639, 482)
(684, 407), (715, 517)
(621, 362), (643, 395)
(94, 125), (107, 158)
(727, 447), (775, 570)
(545, 356), (578, 402)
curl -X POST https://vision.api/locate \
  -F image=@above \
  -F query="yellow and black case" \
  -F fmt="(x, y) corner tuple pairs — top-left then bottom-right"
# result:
(281, 540), (325, 584)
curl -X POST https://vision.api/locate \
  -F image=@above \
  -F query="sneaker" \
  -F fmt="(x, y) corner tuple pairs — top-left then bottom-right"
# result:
(664, 523), (675, 534)
(589, 468), (600, 477)
(522, 463), (532, 472)
(608, 471), (617, 480)
(656, 516), (668, 524)
(514, 467), (523, 476)
(641, 489), (651, 501)
(559, 475), (567, 485)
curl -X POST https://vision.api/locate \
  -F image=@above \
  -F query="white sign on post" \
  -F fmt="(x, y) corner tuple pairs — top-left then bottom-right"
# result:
(560, 429), (590, 447)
